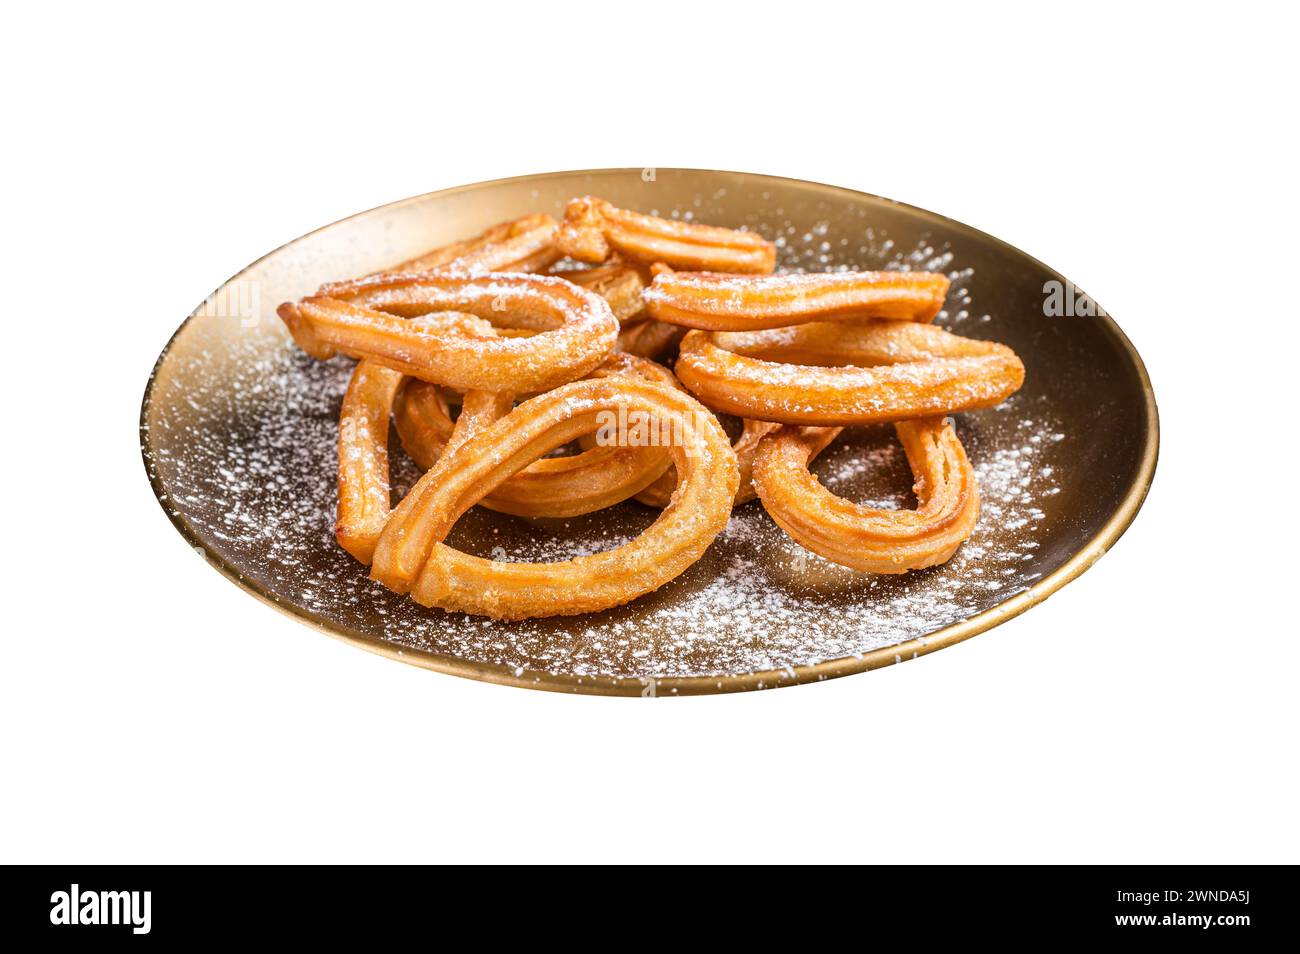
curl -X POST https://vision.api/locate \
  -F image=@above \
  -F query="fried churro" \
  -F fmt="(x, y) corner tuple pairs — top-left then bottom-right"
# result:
(370, 378), (739, 618)
(644, 269), (950, 329)
(556, 196), (776, 274)
(753, 418), (979, 572)
(675, 320), (1025, 425)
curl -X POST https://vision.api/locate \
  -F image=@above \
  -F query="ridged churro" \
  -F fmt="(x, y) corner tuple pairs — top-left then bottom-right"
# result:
(278, 272), (618, 394)
(753, 418), (979, 572)
(644, 269), (950, 329)
(396, 353), (679, 519)
(675, 320), (1025, 425)
(370, 378), (739, 618)
(556, 196), (776, 274)
(335, 360), (405, 563)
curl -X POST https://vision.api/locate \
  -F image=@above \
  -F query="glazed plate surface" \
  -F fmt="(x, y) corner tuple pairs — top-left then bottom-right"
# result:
(140, 169), (1157, 695)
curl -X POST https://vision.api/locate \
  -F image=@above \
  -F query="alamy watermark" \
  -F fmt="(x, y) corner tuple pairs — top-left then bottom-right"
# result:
(50, 884), (151, 935)
(591, 407), (712, 457)
(196, 279), (261, 328)
(1042, 280), (1107, 318)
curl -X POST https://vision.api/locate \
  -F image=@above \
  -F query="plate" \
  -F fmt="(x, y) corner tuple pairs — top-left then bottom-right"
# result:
(139, 168), (1158, 695)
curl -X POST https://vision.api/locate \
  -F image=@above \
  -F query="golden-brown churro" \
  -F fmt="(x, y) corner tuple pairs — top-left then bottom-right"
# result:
(370, 378), (739, 618)
(277, 272), (618, 393)
(644, 269), (950, 329)
(675, 320), (1025, 425)
(395, 354), (680, 519)
(336, 316), (511, 565)
(753, 418), (979, 573)
(611, 261), (686, 357)
(555, 196), (777, 274)
(331, 210), (566, 564)
(335, 360), (404, 563)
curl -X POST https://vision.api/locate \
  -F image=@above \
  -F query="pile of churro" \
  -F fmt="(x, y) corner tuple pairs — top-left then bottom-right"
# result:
(276, 196), (1024, 620)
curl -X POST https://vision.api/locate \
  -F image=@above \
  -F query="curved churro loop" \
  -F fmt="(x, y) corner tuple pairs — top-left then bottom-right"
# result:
(555, 196), (776, 274)
(337, 315), (511, 566)
(644, 269), (950, 329)
(470, 354), (679, 518)
(371, 378), (739, 618)
(331, 221), (580, 559)
(278, 273), (618, 393)
(395, 354), (679, 519)
(384, 213), (561, 276)
(337, 376), (508, 567)
(675, 320), (1025, 426)
(753, 418), (979, 573)
(483, 442), (668, 519)
(394, 355), (680, 466)
(558, 260), (648, 322)
(335, 361), (405, 563)
(367, 381), (512, 571)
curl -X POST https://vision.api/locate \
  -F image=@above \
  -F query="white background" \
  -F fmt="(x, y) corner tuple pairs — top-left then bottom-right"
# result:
(3, 2), (1296, 864)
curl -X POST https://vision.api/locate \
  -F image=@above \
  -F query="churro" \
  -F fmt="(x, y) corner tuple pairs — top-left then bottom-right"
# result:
(334, 361), (404, 563)
(278, 272), (618, 393)
(371, 378), (739, 618)
(645, 269), (950, 329)
(675, 320), (1024, 426)
(396, 353), (680, 519)
(556, 196), (776, 273)
(753, 418), (979, 572)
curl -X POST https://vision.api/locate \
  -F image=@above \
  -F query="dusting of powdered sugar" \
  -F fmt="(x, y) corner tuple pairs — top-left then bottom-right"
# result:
(143, 205), (1065, 683)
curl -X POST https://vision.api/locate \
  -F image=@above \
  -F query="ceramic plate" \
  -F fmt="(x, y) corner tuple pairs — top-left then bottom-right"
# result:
(140, 169), (1158, 695)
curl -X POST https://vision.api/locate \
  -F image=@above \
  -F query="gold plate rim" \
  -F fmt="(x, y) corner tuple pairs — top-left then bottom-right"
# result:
(139, 168), (1160, 697)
